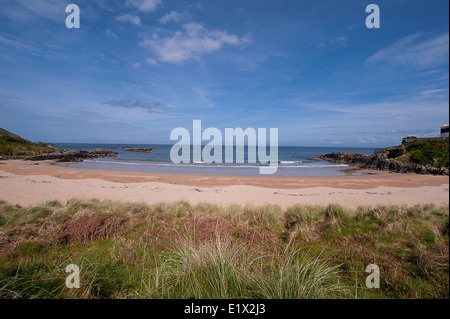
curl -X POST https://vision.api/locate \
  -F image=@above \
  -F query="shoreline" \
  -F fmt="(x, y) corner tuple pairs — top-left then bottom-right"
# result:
(57, 159), (357, 177)
(0, 159), (449, 209)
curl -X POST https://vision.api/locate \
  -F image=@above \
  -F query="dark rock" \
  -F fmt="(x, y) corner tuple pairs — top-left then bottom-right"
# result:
(21, 148), (118, 162)
(119, 147), (155, 153)
(318, 152), (449, 176)
(1, 148), (118, 162)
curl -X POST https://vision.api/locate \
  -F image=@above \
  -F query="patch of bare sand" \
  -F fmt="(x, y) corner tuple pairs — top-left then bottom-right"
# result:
(0, 160), (448, 209)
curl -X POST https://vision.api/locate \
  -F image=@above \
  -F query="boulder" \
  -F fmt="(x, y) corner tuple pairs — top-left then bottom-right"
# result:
(318, 152), (449, 176)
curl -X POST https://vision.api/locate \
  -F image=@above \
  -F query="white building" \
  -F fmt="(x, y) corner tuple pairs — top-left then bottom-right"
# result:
(439, 124), (449, 137)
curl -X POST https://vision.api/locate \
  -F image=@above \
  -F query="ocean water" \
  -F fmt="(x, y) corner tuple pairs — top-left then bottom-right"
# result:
(53, 143), (375, 176)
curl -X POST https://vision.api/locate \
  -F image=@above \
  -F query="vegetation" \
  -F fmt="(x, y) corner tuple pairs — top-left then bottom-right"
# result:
(386, 138), (449, 168)
(0, 128), (23, 139)
(407, 140), (449, 168)
(0, 131), (57, 157)
(0, 199), (448, 299)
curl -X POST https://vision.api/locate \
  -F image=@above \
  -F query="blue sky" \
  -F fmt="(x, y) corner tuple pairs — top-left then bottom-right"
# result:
(0, 0), (448, 147)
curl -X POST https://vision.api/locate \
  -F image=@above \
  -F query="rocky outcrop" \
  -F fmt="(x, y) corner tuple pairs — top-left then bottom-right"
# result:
(90, 148), (117, 157)
(0, 148), (118, 162)
(119, 147), (155, 153)
(319, 152), (449, 175)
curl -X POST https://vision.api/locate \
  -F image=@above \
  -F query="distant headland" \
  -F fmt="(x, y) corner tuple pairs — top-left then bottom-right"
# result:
(320, 126), (449, 175)
(0, 128), (117, 162)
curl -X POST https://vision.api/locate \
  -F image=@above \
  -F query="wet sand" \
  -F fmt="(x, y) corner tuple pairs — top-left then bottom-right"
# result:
(0, 160), (448, 209)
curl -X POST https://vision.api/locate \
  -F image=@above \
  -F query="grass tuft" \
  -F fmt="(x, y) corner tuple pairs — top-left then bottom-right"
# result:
(0, 199), (448, 299)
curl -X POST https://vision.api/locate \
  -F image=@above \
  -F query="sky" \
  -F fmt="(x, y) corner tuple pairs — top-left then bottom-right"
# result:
(0, 0), (448, 147)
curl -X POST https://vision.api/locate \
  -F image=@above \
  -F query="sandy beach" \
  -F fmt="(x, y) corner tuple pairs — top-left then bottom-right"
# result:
(0, 159), (448, 209)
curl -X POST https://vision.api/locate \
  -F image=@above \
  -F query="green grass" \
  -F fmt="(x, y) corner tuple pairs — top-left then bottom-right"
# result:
(0, 135), (57, 157)
(406, 139), (449, 168)
(0, 199), (448, 299)
(387, 138), (449, 168)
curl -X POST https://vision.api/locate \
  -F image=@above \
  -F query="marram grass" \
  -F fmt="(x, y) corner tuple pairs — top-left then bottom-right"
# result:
(0, 199), (448, 299)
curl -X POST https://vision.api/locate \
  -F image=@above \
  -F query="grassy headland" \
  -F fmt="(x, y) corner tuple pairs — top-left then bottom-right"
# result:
(400, 139), (449, 168)
(0, 199), (448, 299)
(320, 138), (449, 175)
(0, 129), (117, 161)
(0, 129), (57, 157)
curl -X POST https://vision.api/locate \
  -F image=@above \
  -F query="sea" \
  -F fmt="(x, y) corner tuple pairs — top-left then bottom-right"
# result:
(53, 143), (375, 177)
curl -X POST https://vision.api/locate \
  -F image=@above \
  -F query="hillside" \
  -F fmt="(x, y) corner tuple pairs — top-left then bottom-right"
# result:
(0, 128), (25, 140)
(385, 138), (449, 169)
(0, 135), (57, 157)
(319, 138), (449, 175)
(0, 128), (57, 157)
(0, 128), (118, 161)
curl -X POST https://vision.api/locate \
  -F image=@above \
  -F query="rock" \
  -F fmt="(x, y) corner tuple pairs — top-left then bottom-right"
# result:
(90, 148), (118, 157)
(318, 152), (449, 176)
(20, 148), (118, 162)
(119, 147), (155, 153)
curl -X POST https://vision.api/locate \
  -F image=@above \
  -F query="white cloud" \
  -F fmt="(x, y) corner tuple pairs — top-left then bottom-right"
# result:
(141, 23), (248, 63)
(126, 0), (161, 12)
(146, 58), (158, 65)
(366, 33), (449, 69)
(146, 58), (159, 65)
(131, 62), (142, 69)
(164, 104), (177, 109)
(330, 36), (348, 47)
(421, 88), (447, 95)
(293, 89), (449, 138)
(357, 137), (378, 144)
(105, 29), (118, 38)
(115, 14), (142, 26)
(159, 11), (180, 24)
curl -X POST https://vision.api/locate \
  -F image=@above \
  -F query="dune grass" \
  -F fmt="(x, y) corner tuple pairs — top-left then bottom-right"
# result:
(0, 199), (448, 299)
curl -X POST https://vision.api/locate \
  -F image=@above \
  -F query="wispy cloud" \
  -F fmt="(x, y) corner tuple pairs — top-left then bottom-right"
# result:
(293, 86), (449, 133)
(126, 0), (161, 12)
(0, 33), (39, 51)
(131, 62), (142, 69)
(102, 99), (162, 113)
(15, 0), (66, 20)
(141, 23), (249, 63)
(159, 11), (180, 24)
(192, 87), (217, 109)
(330, 36), (348, 47)
(146, 58), (159, 66)
(366, 33), (449, 69)
(318, 36), (348, 48)
(115, 14), (142, 26)
(105, 29), (118, 38)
